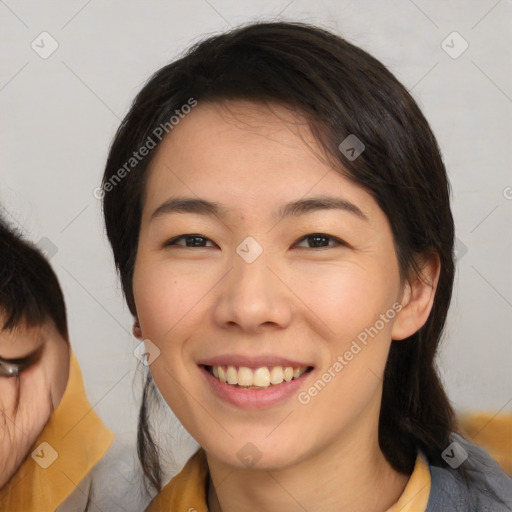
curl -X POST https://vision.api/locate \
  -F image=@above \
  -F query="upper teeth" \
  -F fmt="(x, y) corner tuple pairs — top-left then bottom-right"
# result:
(210, 365), (308, 388)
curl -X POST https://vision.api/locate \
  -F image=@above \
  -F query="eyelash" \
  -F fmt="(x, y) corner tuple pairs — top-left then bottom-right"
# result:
(0, 347), (43, 378)
(164, 233), (347, 250)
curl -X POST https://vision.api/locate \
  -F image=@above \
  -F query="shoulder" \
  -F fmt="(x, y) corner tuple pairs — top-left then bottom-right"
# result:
(426, 432), (512, 512)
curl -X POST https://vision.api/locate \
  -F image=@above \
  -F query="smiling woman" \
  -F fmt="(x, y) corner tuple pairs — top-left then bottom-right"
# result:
(101, 21), (512, 512)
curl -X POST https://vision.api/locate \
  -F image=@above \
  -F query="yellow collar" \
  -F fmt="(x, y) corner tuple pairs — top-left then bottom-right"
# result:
(385, 453), (431, 511)
(0, 351), (113, 510)
(147, 448), (208, 512)
(148, 448), (431, 512)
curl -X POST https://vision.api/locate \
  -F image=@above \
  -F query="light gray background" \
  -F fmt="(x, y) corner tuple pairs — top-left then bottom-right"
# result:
(1, 0), (511, 480)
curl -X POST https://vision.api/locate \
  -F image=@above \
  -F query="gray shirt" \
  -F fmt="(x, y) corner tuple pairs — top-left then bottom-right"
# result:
(426, 433), (512, 511)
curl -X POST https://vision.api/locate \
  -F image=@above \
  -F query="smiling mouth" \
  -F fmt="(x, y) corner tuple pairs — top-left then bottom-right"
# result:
(203, 364), (313, 389)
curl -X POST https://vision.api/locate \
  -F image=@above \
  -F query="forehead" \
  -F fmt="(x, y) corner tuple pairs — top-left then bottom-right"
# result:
(141, 100), (381, 224)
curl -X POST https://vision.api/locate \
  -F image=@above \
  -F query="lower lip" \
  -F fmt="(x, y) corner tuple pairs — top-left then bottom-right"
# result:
(199, 365), (312, 409)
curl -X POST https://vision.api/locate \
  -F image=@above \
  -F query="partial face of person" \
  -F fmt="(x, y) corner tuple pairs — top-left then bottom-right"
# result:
(132, 101), (417, 470)
(0, 318), (69, 488)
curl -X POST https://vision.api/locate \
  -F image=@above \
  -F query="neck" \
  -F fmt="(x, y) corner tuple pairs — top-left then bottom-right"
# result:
(206, 426), (410, 512)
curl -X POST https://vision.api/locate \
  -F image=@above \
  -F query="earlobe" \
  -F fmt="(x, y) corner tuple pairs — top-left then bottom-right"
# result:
(391, 254), (441, 341)
(133, 317), (143, 340)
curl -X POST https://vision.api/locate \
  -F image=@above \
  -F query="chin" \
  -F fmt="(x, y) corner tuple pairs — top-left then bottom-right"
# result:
(203, 434), (308, 472)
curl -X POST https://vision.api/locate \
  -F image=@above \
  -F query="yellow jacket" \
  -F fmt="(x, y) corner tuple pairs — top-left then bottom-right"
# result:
(147, 447), (431, 511)
(0, 352), (113, 511)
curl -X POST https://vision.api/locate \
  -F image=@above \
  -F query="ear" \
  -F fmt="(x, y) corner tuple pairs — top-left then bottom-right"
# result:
(392, 253), (441, 340)
(132, 317), (143, 340)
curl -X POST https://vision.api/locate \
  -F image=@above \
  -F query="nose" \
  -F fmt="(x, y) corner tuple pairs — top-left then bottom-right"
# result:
(212, 249), (293, 334)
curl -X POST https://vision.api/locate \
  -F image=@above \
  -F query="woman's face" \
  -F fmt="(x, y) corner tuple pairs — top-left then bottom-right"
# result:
(0, 318), (69, 488)
(133, 101), (410, 470)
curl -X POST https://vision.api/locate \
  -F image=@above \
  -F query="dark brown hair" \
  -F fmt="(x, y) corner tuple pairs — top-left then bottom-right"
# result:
(102, 21), (462, 493)
(0, 218), (68, 339)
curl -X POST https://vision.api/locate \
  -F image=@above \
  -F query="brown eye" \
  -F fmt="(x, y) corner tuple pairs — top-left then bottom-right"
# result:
(164, 234), (216, 248)
(295, 233), (346, 249)
(0, 345), (43, 378)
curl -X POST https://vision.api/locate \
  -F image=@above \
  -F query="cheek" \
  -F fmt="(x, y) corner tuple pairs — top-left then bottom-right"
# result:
(296, 263), (399, 413)
(132, 259), (208, 420)
(294, 260), (399, 409)
(133, 259), (211, 342)
(0, 369), (53, 439)
(0, 378), (19, 415)
(294, 260), (399, 344)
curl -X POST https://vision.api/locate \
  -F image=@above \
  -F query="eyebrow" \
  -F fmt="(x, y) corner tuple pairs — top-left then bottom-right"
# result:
(151, 195), (368, 223)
